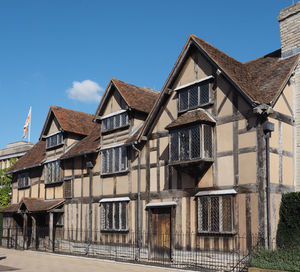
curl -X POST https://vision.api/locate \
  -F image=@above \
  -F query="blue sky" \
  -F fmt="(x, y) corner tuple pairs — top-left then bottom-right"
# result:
(0, 0), (297, 148)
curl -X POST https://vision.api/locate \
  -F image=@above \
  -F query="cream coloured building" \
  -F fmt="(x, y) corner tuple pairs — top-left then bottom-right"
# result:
(0, 2), (300, 264)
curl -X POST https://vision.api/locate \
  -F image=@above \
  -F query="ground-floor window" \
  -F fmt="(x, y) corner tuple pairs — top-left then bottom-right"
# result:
(100, 199), (129, 231)
(197, 195), (233, 233)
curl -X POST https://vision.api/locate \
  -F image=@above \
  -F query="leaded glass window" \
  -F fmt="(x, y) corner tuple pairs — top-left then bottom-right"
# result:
(17, 173), (29, 189)
(101, 146), (128, 175)
(198, 195), (233, 233)
(178, 82), (210, 112)
(101, 201), (128, 231)
(102, 112), (128, 132)
(46, 132), (64, 149)
(45, 160), (61, 184)
(170, 124), (213, 162)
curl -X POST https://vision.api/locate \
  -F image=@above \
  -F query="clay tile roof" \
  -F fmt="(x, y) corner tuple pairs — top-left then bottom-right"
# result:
(191, 35), (300, 104)
(7, 141), (46, 173)
(244, 50), (299, 104)
(21, 198), (64, 212)
(61, 123), (101, 159)
(51, 106), (94, 136)
(0, 204), (19, 213)
(165, 108), (216, 130)
(112, 78), (159, 113)
(0, 198), (64, 213)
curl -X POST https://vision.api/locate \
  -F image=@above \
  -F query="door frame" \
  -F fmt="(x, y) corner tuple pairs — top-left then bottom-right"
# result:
(147, 203), (176, 261)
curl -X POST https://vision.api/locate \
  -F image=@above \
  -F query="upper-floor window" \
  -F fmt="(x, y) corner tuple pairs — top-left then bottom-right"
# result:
(46, 132), (63, 149)
(197, 194), (234, 234)
(45, 160), (61, 184)
(170, 124), (212, 162)
(18, 173), (29, 189)
(102, 111), (128, 132)
(178, 82), (211, 113)
(100, 199), (129, 232)
(101, 145), (127, 175)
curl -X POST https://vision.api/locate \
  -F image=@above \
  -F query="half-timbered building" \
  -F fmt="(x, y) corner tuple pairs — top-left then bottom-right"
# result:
(1, 3), (300, 266)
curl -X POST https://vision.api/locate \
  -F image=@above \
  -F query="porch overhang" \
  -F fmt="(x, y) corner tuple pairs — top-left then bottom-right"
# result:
(145, 201), (177, 209)
(195, 189), (237, 196)
(2, 198), (65, 214)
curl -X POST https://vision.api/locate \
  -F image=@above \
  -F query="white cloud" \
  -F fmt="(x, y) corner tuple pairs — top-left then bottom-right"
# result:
(66, 80), (103, 103)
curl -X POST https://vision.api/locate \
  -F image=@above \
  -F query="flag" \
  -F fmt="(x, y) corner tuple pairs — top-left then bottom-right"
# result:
(23, 106), (31, 139)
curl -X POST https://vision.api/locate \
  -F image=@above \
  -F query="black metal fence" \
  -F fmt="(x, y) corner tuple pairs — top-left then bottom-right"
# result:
(0, 227), (261, 271)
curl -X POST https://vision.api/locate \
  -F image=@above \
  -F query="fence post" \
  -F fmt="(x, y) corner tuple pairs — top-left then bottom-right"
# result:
(49, 212), (54, 252)
(15, 228), (17, 249)
(7, 228), (10, 248)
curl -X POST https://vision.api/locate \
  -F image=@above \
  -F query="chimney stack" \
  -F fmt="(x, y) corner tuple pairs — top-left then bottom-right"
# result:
(278, 2), (300, 58)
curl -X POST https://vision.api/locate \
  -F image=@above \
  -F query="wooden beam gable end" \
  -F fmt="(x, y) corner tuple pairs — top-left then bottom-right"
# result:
(93, 79), (129, 121)
(138, 35), (257, 143)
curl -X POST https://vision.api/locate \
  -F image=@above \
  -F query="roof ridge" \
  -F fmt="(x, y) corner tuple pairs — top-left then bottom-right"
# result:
(112, 78), (159, 94)
(190, 34), (243, 65)
(243, 49), (282, 65)
(51, 105), (94, 116)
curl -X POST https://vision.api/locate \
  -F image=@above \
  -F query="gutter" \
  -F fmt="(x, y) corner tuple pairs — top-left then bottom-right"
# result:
(5, 163), (42, 175)
(60, 150), (98, 161)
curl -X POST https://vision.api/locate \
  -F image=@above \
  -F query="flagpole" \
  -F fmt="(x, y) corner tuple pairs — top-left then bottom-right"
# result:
(28, 106), (31, 143)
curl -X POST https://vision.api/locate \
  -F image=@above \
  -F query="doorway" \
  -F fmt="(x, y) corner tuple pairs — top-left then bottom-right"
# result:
(149, 207), (171, 261)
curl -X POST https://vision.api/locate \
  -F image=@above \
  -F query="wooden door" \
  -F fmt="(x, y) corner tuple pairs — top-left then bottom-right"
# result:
(149, 207), (171, 261)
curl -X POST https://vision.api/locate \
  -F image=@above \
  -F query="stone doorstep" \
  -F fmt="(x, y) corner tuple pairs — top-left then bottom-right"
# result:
(248, 267), (288, 272)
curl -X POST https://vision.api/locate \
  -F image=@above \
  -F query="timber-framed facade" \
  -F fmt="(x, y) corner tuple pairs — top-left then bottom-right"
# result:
(1, 3), (300, 267)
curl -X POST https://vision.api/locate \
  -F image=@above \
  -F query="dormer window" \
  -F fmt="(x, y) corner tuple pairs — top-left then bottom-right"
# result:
(176, 77), (212, 113)
(102, 110), (128, 133)
(46, 132), (63, 149)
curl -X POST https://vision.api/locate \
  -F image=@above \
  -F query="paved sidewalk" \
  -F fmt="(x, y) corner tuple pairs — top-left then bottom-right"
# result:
(0, 248), (180, 272)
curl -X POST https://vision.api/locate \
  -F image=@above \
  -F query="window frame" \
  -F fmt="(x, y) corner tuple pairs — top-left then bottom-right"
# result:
(197, 194), (235, 235)
(169, 124), (213, 163)
(101, 111), (129, 133)
(177, 81), (212, 113)
(46, 132), (64, 149)
(100, 199), (129, 232)
(17, 173), (30, 189)
(101, 145), (128, 175)
(45, 160), (61, 184)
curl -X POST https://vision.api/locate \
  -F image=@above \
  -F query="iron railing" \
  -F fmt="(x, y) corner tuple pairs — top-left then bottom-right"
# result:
(0, 227), (260, 271)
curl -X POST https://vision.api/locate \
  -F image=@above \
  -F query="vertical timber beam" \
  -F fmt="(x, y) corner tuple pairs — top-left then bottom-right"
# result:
(256, 122), (267, 244)
(49, 212), (54, 252)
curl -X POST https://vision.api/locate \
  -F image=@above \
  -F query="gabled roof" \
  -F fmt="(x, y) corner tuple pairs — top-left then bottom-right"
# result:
(40, 106), (94, 139)
(0, 198), (64, 213)
(136, 34), (300, 142)
(191, 35), (299, 105)
(61, 123), (101, 160)
(94, 78), (159, 120)
(0, 204), (19, 213)
(112, 78), (159, 113)
(7, 141), (46, 174)
(165, 109), (216, 130)
(243, 50), (299, 105)
(20, 198), (64, 212)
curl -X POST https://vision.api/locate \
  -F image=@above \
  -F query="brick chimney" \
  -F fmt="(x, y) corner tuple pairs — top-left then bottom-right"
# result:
(278, 2), (300, 58)
(278, 3), (300, 191)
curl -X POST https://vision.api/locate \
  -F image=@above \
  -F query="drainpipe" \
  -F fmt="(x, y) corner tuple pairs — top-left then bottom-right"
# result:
(132, 142), (141, 260)
(263, 121), (274, 250)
